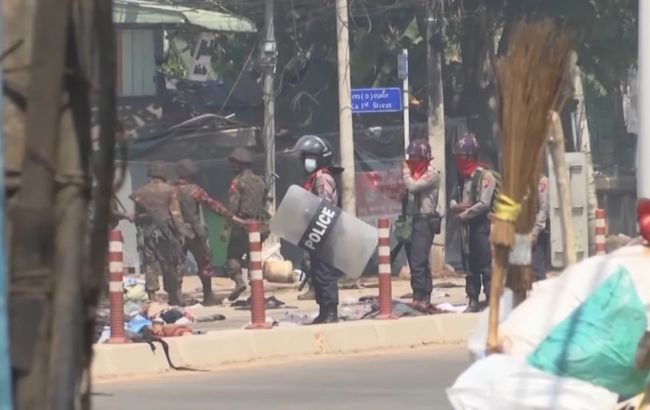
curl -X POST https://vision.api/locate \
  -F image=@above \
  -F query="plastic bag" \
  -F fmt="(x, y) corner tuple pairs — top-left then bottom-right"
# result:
(498, 246), (650, 359)
(447, 354), (618, 410)
(499, 255), (619, 357)
(528, 268), (650, 398)
(262, 233), (284, 262)
(467, 288), (514, 360)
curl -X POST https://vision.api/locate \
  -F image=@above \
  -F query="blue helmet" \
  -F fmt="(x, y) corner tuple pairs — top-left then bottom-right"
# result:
(453, 133), (479, 156)
(407, 139), (432, 160)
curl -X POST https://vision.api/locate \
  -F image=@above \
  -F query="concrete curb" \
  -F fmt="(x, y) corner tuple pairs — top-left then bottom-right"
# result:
(92, 313), (477, 380)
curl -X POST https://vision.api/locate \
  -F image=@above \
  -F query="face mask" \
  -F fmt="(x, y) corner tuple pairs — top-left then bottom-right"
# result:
(455, 156), (478, 178)
(304, 158), (318, 173)
(407, 160), (429, 179)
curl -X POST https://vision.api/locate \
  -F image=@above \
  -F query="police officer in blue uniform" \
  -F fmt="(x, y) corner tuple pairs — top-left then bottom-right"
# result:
(294, 135), (343, 324)
(450, 134), (496, 313)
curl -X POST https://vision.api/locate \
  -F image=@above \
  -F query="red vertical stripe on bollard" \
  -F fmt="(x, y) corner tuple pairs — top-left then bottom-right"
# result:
(108, 229), (128, 343)
(595, 208), (607, 255)
(376, 217), (396, 320)
(246, 221), (272, 329)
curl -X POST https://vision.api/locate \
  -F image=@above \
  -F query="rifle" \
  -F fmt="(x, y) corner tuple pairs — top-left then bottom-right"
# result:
(113, 192), (127, 213)
(389, 191), (414, 272)
(261, 172), (279, 217)
(456, 182), (471, 272)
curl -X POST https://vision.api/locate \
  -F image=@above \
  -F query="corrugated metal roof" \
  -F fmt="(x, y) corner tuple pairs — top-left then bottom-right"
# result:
(113, 0), (257, 33)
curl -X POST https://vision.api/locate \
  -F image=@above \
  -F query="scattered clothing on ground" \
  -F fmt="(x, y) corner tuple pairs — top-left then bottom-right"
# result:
(232, 296), (293, 310)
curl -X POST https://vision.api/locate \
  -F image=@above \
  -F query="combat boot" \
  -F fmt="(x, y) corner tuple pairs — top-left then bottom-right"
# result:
(464, 297), (480, 313)
(203, 292), (224, 306)
(200, 276), (224, 306)
(312, 305), (338, 325)
(228, 273), (247, 301)
(412, 292), (432, 313)
(297, 287), (316, 301)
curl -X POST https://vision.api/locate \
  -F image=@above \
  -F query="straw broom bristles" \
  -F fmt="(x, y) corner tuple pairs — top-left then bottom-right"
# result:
(486, 19), (573, 353)
(491, 19), (573, 246)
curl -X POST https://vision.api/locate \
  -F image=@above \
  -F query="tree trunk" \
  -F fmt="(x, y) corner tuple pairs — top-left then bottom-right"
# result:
(10, 0), (70, 406)
(427, 0), (447, 259)
(459, 0), (500, 165)
(3, 0), (35, 194)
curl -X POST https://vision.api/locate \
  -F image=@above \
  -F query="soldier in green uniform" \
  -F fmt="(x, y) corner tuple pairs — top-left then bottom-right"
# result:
(221, 148), (267, 301)
(175, 159), (246, 305)
(130, 162), (190, 306)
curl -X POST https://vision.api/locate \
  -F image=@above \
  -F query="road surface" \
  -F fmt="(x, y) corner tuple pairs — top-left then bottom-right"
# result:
(94, 347), (468, 410)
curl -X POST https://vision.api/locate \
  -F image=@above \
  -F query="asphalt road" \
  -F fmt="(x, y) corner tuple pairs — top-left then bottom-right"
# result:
(94, 347), (469, 410)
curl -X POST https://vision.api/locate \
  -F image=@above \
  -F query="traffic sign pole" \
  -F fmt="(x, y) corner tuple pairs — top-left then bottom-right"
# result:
(400, 49), (410, 154)
(639, 0), (650, 198)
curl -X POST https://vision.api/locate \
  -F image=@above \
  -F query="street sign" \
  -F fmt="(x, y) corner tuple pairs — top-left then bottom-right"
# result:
(397, 51), (408, 80)
(351, 87), (402, 113)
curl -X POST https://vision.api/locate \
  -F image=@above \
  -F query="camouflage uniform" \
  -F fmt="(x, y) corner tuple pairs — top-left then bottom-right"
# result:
(175, 159), (236, 305)
(531, 175), (550, 281)
(130, 162), (189, 306)
(225, 148), (266, 301)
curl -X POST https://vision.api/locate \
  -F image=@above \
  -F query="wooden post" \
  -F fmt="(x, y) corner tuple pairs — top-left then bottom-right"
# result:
(548, 111), (577, 267)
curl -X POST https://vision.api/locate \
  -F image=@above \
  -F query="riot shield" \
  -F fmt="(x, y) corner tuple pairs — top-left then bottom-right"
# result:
(270, 185), (378, 279)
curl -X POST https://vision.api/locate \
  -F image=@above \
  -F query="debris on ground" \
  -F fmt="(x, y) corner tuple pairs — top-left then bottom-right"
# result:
(123, 276), (148, 304)
(231, 296), (294, 310)
(435, 303), (467, 313)
(354, 296), (450, 319)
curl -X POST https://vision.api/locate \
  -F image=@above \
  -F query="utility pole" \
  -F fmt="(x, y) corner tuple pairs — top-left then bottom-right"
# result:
(427, 0), (447, 253)
(335, 0), (357, 216)
(639, 0), (650, 199)
(262, 0), (277, 212)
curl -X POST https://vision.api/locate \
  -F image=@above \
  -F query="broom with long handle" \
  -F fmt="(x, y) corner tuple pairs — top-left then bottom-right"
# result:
(486, 19), (574, 353)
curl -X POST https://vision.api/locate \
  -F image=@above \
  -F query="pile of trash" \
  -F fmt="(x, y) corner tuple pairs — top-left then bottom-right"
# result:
(448, 244), (650, 410)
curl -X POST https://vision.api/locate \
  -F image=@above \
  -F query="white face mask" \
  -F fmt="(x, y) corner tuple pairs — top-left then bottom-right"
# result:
(304, 157), (318, 173)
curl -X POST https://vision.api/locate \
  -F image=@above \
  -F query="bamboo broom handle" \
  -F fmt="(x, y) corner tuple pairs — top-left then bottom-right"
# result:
(486, 246), (509, 353)
(548, 111), (577, 267)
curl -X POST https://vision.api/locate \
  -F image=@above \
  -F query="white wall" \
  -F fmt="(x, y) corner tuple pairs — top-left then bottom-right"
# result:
(115, 168), (140, 274)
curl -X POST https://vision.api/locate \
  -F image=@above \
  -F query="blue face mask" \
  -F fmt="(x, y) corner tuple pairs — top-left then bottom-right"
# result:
(304, 158), (318, 173)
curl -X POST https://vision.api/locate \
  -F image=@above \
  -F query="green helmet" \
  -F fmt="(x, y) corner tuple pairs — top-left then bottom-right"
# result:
(176, 159), (198, 180)
(147, 161), (168, 179)
(229, 148), (253, 164)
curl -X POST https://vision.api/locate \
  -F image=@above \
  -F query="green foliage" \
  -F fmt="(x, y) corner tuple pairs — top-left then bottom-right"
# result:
(161, 39), (187, 78)
(168, 0), (637, 146)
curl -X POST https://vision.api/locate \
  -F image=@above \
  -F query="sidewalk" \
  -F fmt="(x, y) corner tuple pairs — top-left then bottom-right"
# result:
(94, 276), (475, 380)
(161, 275), (468, 332)
(93, 312), (477, 380)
